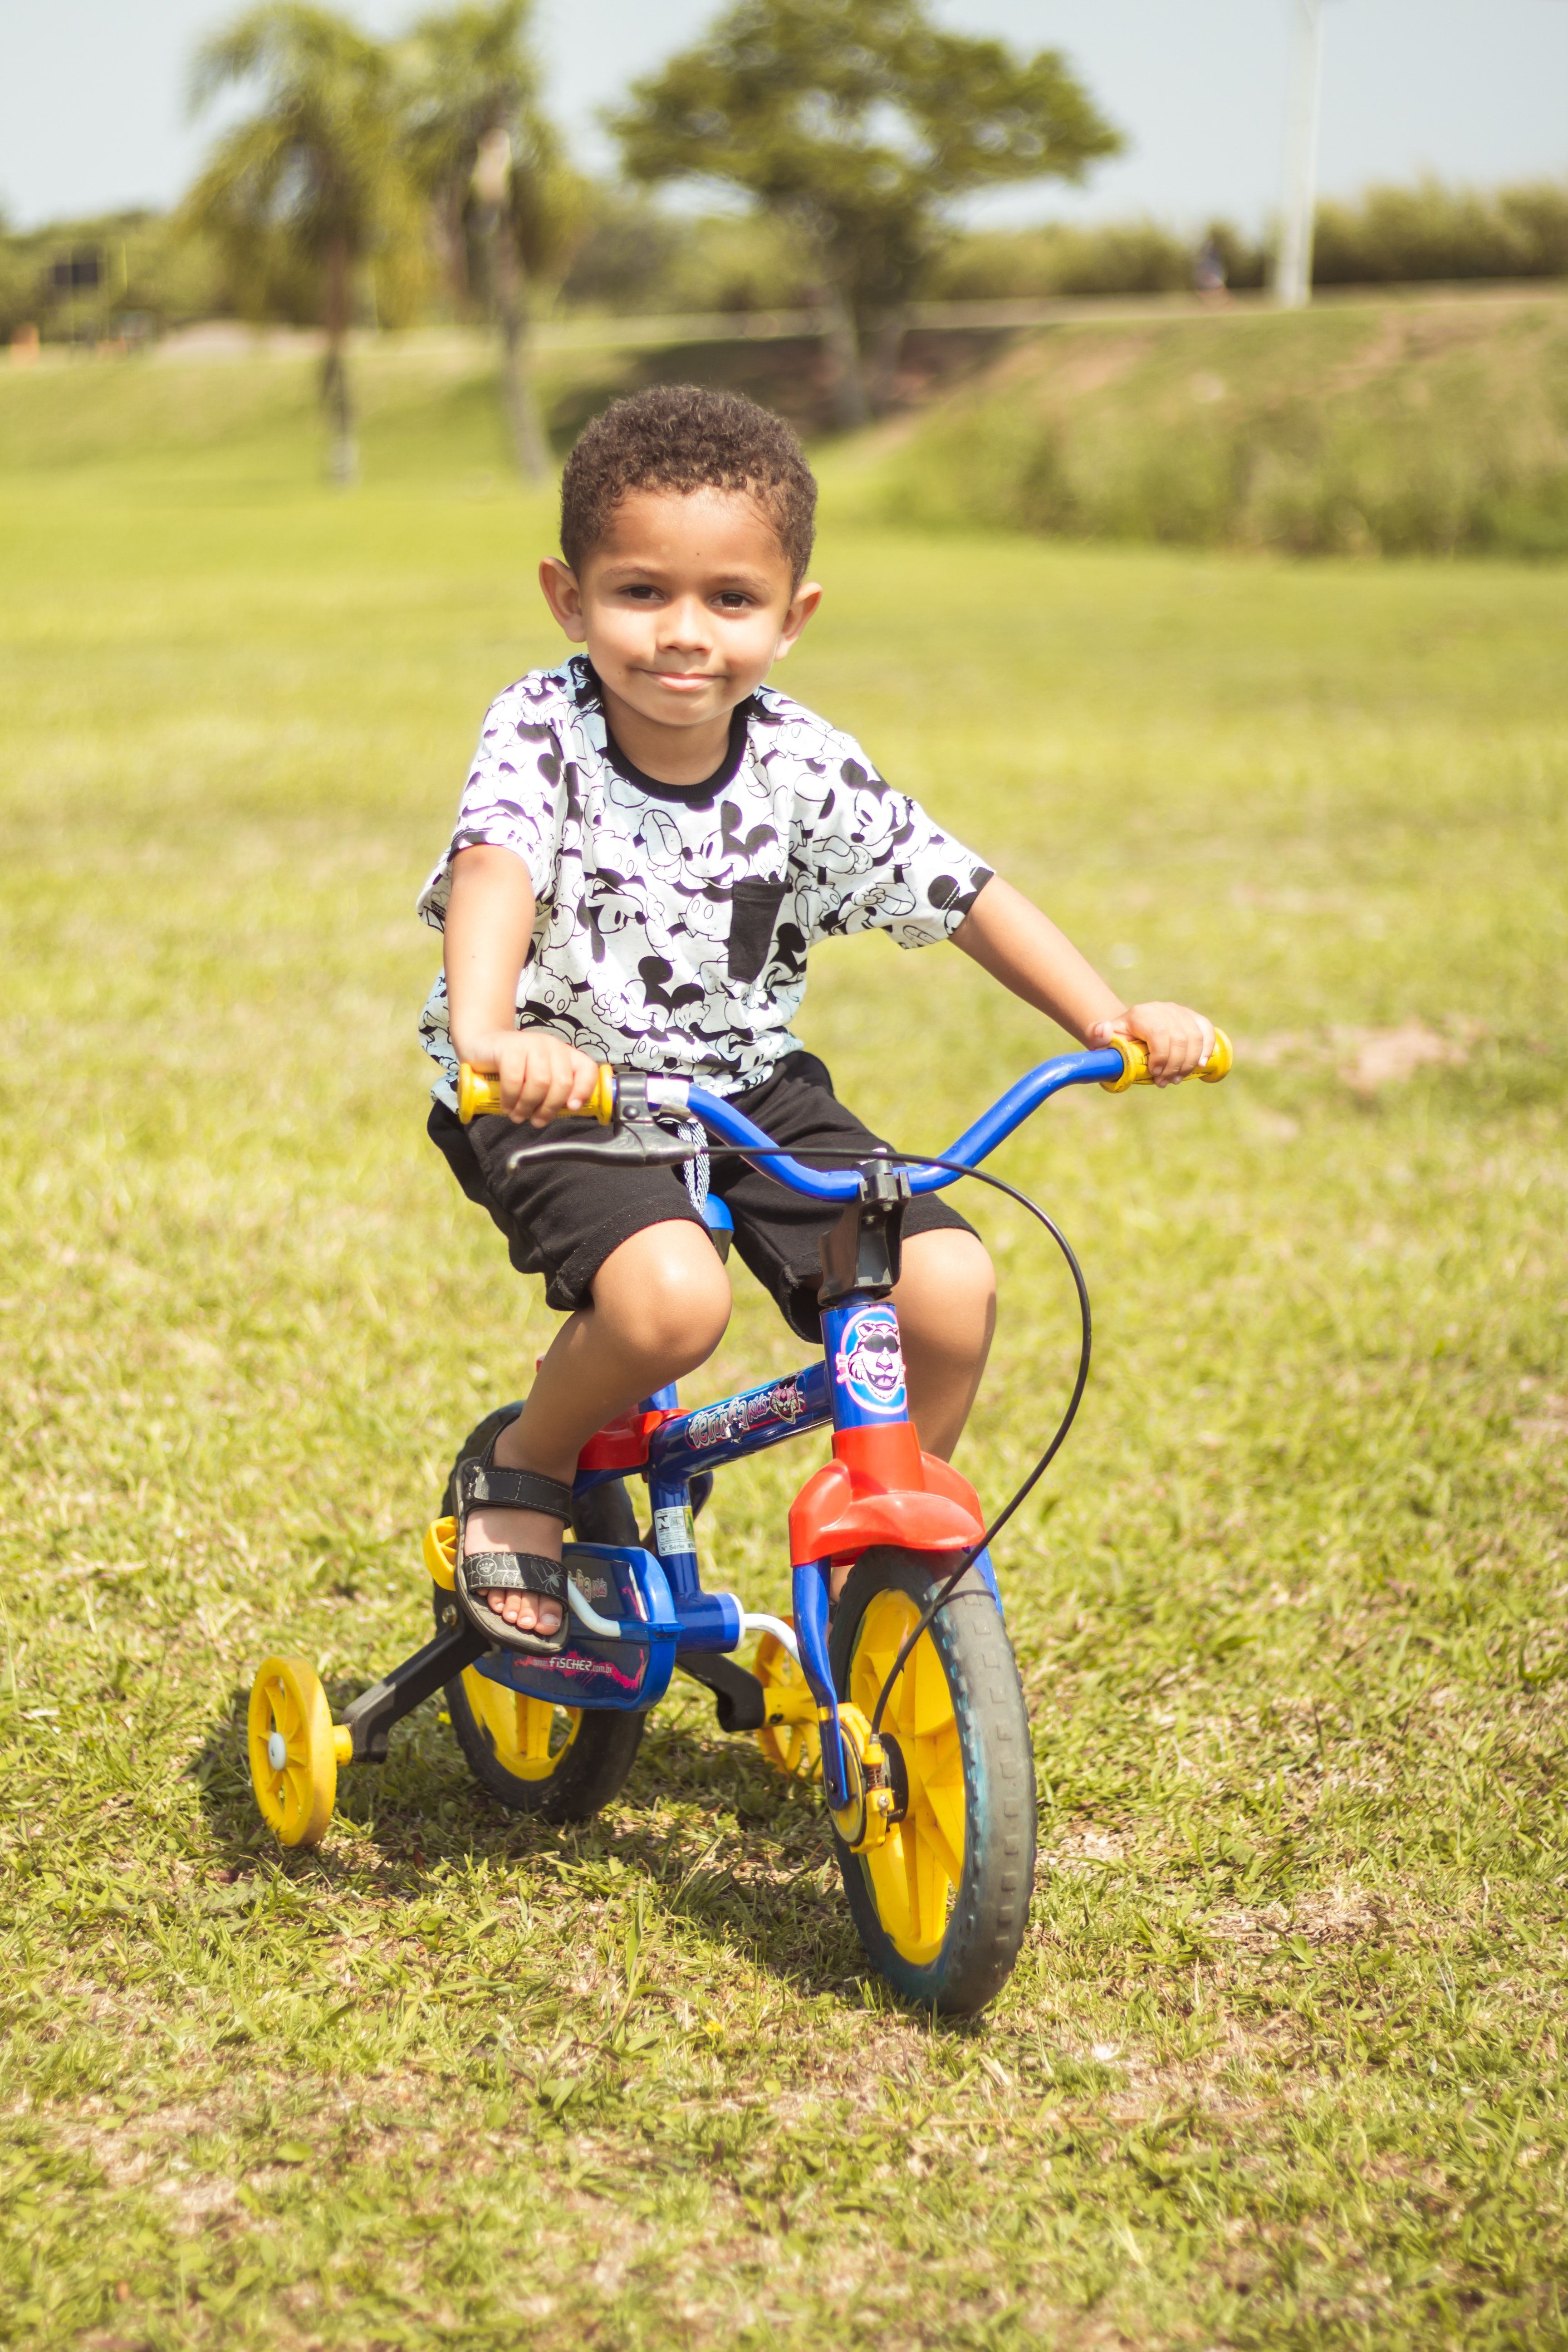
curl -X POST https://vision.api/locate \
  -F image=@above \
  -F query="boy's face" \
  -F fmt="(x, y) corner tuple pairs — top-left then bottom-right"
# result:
(539, 487), (820, 742)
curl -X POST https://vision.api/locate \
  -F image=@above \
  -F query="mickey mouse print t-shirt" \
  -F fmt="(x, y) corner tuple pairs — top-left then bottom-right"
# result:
(416, 656), (993, 1106)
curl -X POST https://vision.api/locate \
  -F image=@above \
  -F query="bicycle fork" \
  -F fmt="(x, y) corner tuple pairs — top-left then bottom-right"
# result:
(786, 1166), (988, 1832)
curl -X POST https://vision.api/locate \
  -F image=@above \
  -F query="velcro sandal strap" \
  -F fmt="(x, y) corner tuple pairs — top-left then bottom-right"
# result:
(456, 1460), (573, 1519)
(454, 1545), (572, 1655)
(460, 1549), (567, 1602)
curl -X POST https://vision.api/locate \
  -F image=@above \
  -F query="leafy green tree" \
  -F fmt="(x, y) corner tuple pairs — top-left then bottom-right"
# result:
(610, 0), (1121, 425)
(184, 3), (418, 481)
(399, 0), (583, 479)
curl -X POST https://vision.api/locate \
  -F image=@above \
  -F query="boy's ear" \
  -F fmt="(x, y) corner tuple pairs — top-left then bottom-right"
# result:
(771, 579), (822, 664)
(539, 557), (586, 640)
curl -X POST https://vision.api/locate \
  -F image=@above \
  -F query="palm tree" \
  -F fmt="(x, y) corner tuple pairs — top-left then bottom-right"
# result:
(185, 3), (416, 483)
(399, 0), (582, 480)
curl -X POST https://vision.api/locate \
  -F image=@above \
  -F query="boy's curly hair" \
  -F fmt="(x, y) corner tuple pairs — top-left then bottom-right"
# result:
(560, 386), (817, 586)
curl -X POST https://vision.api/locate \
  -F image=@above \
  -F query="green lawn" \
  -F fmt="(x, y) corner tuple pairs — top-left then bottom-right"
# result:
(1, 359), (1566, 2349)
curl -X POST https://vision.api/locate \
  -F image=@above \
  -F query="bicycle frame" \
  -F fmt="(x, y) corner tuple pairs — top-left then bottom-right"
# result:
(466, 1043), (1136, 1810)
(251, 1027), (1231, 1887)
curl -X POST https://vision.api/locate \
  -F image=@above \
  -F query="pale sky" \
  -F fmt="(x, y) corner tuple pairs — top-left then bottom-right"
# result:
(0, 0), (1564, 233)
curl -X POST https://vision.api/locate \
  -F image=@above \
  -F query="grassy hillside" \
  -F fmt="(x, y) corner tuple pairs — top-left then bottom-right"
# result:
(0, 338), (622, 485)
(12, 292), (1568, 564)
(877, 289), (1568, 559)
(1, 383), (1567, 2346)
(0, 327), (853, 474)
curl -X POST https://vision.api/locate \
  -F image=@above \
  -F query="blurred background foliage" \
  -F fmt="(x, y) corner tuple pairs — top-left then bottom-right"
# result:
(605, 0), (1121, 424)
(2, 0), (1565, 558)
(8, 175), (1568, 349)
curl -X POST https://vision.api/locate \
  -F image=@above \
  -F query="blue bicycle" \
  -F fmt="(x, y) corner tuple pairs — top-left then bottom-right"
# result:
(248, 1029), (1230, 2014)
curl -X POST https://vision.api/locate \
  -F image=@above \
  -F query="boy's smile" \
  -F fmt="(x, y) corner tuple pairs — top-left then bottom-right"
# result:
(539, 486), (820, 788)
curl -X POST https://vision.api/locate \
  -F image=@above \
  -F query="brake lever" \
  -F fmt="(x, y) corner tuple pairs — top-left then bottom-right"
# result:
(502, 1122), (695, 1174)
(477, 1068), (696, 1173)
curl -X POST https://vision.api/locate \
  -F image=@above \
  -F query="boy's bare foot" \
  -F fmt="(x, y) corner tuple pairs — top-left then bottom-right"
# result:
(462, 1500), (565, 1637)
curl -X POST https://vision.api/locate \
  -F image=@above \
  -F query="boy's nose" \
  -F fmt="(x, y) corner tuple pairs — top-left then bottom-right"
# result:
(658, 596), (713, 650)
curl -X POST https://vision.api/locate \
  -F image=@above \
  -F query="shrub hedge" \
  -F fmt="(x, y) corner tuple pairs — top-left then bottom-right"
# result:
(881, 295), (1568, 559)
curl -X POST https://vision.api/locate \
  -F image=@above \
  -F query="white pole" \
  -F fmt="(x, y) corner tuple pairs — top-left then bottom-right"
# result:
(1276, 0), (1327, 309)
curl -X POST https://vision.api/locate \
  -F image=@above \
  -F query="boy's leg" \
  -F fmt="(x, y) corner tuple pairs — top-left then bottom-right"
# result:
(465, 1220), (731, 1635)
(892, 1228), (997, 1461)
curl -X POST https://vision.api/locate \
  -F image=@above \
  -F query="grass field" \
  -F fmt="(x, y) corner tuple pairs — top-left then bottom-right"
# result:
(1, 360), (1567, 2349)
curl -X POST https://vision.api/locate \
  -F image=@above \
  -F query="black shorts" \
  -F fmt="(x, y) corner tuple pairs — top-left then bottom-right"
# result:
(428, 1050), (977, 1343)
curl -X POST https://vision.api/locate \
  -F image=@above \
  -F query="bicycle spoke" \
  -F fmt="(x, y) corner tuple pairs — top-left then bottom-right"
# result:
(912, 1731), (965, 1888)
(911, 1817), (951, 1949)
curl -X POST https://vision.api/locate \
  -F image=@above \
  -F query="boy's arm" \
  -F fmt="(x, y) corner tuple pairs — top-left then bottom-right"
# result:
(953, 875), (1215, 1085)
(443, 845), (601, 1125)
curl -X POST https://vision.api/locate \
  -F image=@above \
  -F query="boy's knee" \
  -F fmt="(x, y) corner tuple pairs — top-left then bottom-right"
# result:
(595, 1222), (731, 1367)
(897, 1230), (996, 1350)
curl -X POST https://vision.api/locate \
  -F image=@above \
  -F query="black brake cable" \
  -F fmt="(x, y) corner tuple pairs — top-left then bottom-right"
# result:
(694, 1139), (1093, 1743)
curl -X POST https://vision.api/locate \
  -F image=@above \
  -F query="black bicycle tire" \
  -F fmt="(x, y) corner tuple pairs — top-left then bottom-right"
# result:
(436, 1411), (647, 1823)
(828, 1548), (1036, 2016)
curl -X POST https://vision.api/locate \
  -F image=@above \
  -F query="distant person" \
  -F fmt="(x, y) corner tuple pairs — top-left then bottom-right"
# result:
(415, 386), (1216, 1651)
(1195, 233), (1230, 305)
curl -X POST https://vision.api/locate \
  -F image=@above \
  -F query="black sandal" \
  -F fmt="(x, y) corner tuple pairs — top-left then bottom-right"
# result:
(452, 1437), (574, 1656)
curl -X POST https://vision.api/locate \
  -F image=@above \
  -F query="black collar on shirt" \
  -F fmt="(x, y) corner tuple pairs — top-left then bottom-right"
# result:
(576, 660), (757, 810)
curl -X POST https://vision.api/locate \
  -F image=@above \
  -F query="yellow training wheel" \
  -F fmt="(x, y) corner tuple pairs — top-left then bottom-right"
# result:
(248, 1655), (338, 1849)
(843, 1590), (967, 1967)
(754, 1622), (822, 1783)
(459, 1667), (582, 1784)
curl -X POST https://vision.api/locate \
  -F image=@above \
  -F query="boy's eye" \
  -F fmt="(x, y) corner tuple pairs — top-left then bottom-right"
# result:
(612, 585), (756, 610)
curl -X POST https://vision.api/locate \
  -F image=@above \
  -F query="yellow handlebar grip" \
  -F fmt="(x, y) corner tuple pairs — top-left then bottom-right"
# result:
(1198, 1028), (1233, 1082)
(1101, 1034), (1148, 1092)
(582, 1063), (617, 1122)
(457, 1065), (504, 1122)
(456, 1062), (617, 1127)
(1101, 1028), (1232, 1092)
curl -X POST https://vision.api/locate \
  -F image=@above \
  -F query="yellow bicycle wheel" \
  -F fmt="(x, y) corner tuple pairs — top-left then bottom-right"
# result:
(844, 1588), (966, 1966)
(446, 1649), (651, 1820)
(248, 1656), (337, 1849)
(460, 1667), (582, 1785)
(754, 1621), (822, 1782)
(829, 1549), (1035, 2015)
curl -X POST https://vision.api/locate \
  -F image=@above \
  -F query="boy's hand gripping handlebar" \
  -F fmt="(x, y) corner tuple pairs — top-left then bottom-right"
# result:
(456, 1062), (616, 1125)
(456, 1061), (693, 1171)
(1100, 1029), (1233, 1091)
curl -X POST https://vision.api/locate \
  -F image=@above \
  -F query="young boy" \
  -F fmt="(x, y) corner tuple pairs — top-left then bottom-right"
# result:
(418, 387), (1214, 1654)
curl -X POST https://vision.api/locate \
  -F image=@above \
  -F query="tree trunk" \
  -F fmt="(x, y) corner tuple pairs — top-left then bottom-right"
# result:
(820, 286), (870, 431)
(320, 232), (357, 487)
(493, 232), (551, 482)
(442, 186), (470, 315)
(865, 309), (909, 415)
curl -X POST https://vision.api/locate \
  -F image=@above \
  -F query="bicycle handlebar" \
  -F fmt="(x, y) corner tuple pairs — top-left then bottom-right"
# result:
(1104, 1028), (1232, 1090)
(456, 1060), (616, 1126)
(455, 1028), (1231, 1202)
